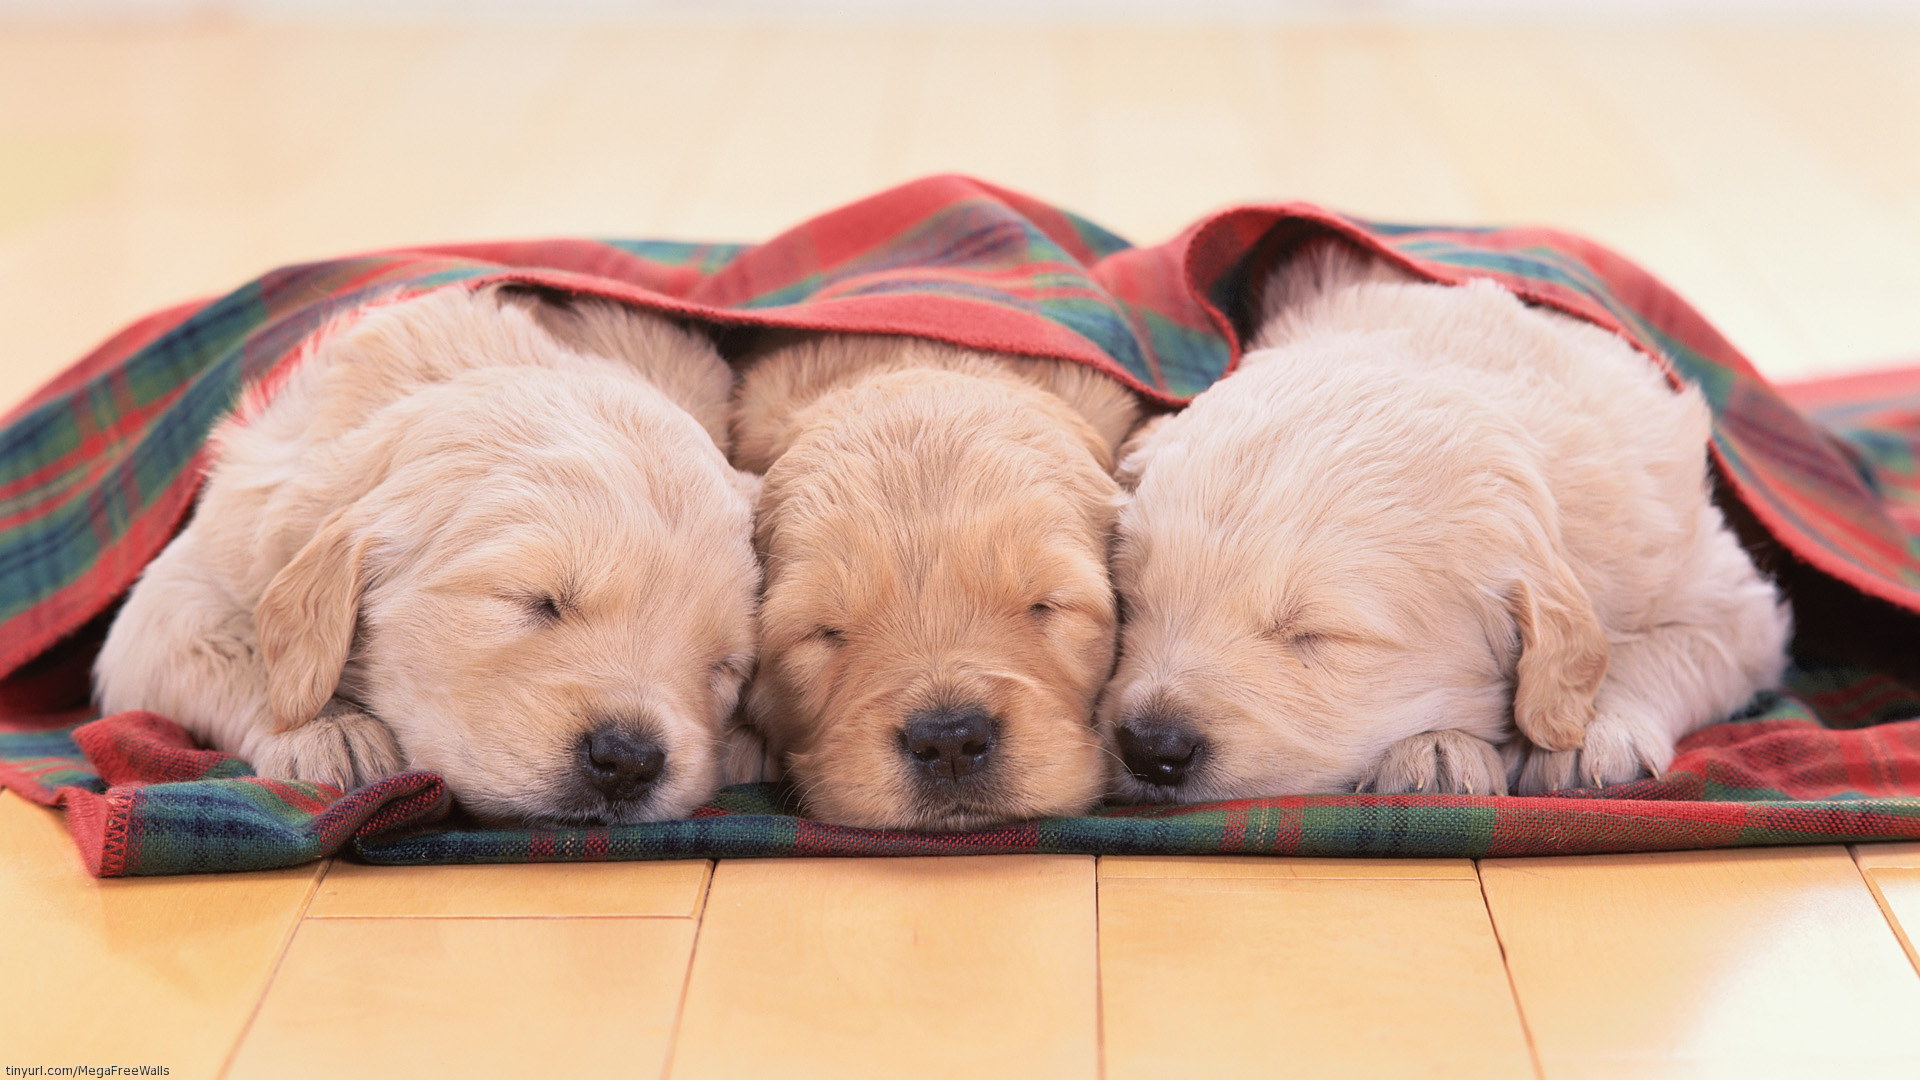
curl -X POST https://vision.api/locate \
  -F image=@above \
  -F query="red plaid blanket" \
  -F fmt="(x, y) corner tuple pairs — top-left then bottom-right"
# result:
(3, 174), (1917, 874)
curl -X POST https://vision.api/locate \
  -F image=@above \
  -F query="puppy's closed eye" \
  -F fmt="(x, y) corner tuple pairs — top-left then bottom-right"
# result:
(1027, 588), (1107, 622)
(710, 652), (755, 695)
(1262, 620), (1333, 665)
(503, 590), (573, 626)
(1286, 632), (1333, 665)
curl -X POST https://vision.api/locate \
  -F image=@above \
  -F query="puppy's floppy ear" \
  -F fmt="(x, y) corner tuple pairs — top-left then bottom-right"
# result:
(1507, 527), (1608, 752)
(1114, 414), (1173, 490)
(257, 504), (373, 733)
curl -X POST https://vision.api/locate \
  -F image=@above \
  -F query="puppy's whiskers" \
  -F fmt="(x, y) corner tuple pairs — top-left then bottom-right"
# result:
(1094, 741), (1132, 774)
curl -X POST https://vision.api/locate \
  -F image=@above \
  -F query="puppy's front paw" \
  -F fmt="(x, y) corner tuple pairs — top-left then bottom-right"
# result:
(247, 698), (404, 790)
(1359, 729), (1508, 795)
(1509, 707), (1674, 795)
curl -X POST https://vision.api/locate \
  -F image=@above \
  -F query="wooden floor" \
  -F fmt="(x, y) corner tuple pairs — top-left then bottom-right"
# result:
(4, 16), (1920, 1079)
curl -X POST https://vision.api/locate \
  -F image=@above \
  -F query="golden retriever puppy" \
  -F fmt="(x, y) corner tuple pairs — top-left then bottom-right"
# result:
(732, 334), (1140, 829)
(1102, 242), (1791, 800)
(94, 285), (761, 824)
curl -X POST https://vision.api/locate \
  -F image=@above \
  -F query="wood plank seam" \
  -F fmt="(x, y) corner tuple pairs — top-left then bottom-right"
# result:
(1093, 858), (1108, 1080)
(216, 857), (334, 1080)
(656, 859), (720, 1079)
(1473, 859), (1547, 1080)
(1850, 845), (1920, 976)
(689, 859), (714, 922)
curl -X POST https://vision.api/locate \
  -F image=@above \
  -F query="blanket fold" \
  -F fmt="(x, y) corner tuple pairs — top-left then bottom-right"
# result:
(3, 173), (1918, 875)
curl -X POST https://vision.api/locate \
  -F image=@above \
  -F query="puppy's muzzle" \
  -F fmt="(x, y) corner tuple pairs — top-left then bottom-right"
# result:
(900, 704), (998, 783)
(579, 725), (667, 804)
(1116, 715), (1205, 789)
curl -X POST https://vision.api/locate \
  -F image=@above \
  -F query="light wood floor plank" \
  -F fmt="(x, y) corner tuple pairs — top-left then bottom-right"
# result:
(886, 26), (1085, 213)
(1060, 26), (1274, 242)
(1691, 27), (1920, 207)
(8, 22), (1920, 419)
(1099, 854), (1475, 880)
(461, 25), (750, 240)
(1555, 29), (1920, 378)
(672, 26), (915, 241)
(1482, 847), (1920, 1080)
(0, 792), (322, 1078)
(1853, 841), (1920, 871)
(669, 856), (1098, 1080)
(1392, 26), (1671, 222)
(1099, 876), (1535, 1080)
(1241, 25), (1483, 223)
(226, 916), (696, 1080)
(308, 859), (711, 919)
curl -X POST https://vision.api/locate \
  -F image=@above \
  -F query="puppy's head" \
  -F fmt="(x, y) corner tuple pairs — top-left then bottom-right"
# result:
(258, 364), (761, 824)
(748, 368), (1118, 830)
(1102, 352), (1606, 802)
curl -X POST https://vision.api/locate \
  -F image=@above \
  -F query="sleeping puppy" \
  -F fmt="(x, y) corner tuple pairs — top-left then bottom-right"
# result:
(94, 285), (762, 824)
(1101, 241), (1790, 800)
(733, 334), (1140, 829)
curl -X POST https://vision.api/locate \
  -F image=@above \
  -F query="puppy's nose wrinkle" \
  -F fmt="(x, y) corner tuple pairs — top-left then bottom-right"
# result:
(1117, 720), (1203, 787)
(581, 726), (666, 801)
(901, 706), (998, 782)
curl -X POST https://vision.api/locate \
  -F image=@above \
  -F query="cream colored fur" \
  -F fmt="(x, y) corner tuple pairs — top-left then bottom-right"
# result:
(732, 334), (1141, 829)
(1103, 242), (1791, 800)
(94, 286), (762, 823)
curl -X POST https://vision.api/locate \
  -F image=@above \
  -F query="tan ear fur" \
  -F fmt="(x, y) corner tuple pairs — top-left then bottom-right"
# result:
(258, 506), (371, 732)
(1508, 540), (1609, 752)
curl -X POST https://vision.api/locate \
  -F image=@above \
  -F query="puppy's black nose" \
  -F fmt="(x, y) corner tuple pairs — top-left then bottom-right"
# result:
(1117, 719), (1204, 787)
(581, 727), (666, 802)
(902, 705), (998, 782)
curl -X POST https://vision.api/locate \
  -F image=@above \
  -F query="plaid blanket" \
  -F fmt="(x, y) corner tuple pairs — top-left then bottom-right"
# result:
(3, 174), (1918, 875)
